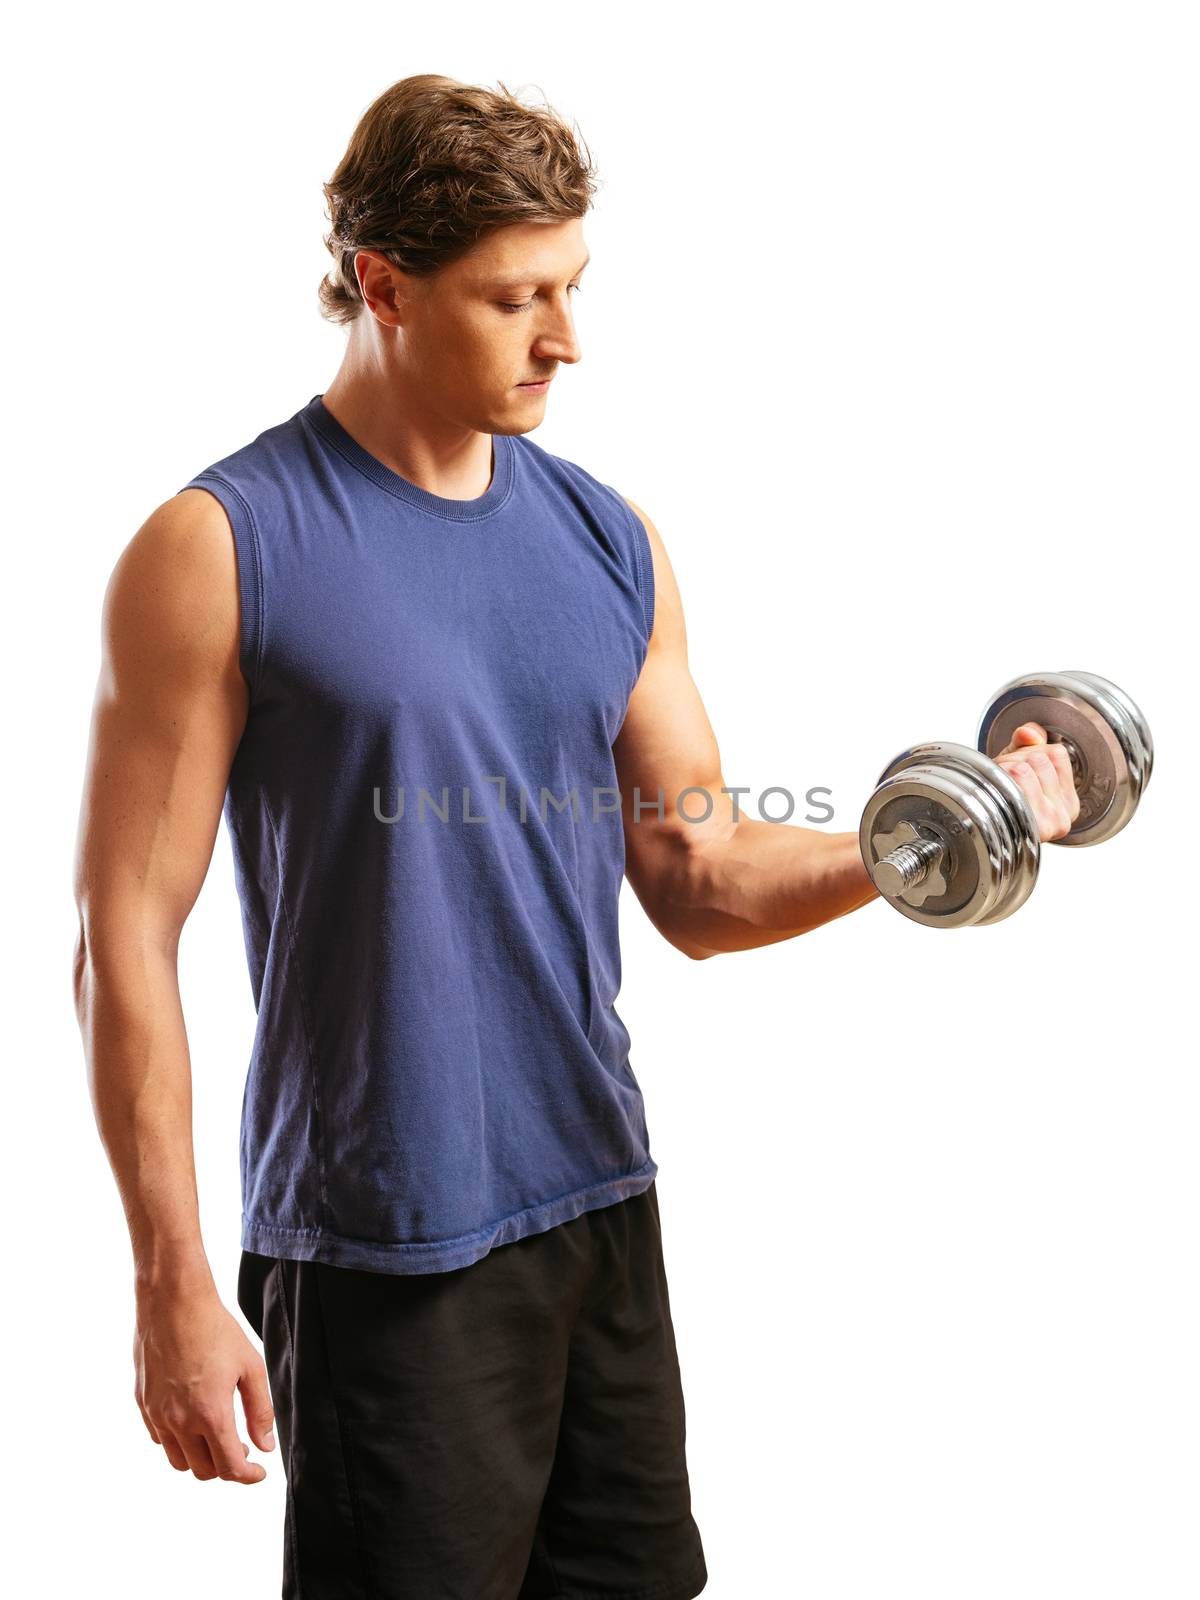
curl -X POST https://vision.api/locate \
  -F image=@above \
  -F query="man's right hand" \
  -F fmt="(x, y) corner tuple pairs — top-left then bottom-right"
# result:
(134, 1286), (276, 1483)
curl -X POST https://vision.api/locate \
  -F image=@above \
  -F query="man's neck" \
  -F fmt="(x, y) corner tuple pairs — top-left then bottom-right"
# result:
(319, 372), (495, 501)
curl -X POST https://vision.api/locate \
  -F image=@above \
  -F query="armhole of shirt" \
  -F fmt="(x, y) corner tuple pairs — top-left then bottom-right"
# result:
(177, 470), (265, 701)
(607, 486), (656, 646)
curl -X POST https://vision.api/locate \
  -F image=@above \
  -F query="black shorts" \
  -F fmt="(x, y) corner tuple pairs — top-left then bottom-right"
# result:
(237, 1181), (708, 1600)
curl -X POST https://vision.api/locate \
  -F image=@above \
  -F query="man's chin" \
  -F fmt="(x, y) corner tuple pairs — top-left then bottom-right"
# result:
(493, 412), (546, 437)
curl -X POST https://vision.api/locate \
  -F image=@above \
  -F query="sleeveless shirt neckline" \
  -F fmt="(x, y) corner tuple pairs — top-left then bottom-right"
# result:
(300, 393), (515, 523)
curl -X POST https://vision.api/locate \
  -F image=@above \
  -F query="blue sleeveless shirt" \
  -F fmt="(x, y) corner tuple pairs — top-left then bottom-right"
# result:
(178, 395), (658, 1275)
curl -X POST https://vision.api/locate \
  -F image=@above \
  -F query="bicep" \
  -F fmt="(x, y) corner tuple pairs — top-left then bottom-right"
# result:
(73, 491), (249, 949)
(613, 499), (732, 898)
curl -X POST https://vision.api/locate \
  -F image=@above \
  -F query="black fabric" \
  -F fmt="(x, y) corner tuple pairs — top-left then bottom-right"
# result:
(237, 1182), (708, 1599)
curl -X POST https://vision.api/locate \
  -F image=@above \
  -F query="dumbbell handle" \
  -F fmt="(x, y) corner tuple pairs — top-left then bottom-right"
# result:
(872, 733), (1084, 896)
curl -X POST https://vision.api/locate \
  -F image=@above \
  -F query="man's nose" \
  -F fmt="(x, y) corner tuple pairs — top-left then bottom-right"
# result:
(534, 308), (582, 364)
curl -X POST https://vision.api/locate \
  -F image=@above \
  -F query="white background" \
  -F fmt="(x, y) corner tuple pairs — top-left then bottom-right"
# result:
(6, 2), (1197, 1595)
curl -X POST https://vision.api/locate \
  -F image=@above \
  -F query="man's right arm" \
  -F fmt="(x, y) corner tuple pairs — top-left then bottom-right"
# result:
(72, 487), (275, 1484)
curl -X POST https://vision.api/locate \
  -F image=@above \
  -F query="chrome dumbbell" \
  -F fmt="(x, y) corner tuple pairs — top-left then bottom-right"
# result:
(859, 671), (1153, 928)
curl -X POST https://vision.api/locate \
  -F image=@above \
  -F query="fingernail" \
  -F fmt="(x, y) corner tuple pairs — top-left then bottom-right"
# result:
(264, 1429), (275, 1448)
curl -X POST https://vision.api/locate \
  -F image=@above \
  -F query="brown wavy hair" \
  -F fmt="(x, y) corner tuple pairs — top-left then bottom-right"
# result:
(318, 74), (601, 325)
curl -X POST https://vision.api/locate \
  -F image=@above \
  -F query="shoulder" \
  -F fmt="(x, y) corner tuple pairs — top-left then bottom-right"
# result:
(512, 433), (632, 518)
(606, 493), (686, 656)
(101, 490), (242, 689)
(614, 492), (658, 547)
(175, 406), (309, 533)
(111, 488), (239, 612)
(607, 493), (674, 599)
(512, 433), (667, 562)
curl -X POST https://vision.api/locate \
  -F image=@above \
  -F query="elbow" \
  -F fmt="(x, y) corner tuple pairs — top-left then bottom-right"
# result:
(72, 913), (91, 1022)
(682, 940), (718, 962)
(661, 907), (723, 961)
(643, 913), (717, 961)
(635, 894), (720, 961)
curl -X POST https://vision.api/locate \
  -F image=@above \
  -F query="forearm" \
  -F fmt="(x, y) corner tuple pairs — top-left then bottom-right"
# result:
(73, 922), (216, 1301)
(657, 818), (880, 958)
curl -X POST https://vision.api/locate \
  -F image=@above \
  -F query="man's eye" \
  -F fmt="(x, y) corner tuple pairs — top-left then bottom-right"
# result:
(498, 284), (583, 314)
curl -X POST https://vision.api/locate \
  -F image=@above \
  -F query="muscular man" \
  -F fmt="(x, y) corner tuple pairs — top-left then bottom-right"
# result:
(72, 74), (1079, 1600)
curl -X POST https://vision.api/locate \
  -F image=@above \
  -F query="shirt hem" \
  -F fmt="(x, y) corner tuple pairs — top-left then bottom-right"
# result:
(240, 1158), (659, 1276)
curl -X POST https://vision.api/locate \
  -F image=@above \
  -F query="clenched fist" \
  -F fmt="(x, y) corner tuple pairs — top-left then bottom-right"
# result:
(992, 721), (1081, 842)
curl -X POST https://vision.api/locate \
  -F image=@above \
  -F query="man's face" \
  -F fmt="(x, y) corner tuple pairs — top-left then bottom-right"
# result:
(391, 218), (588, 436)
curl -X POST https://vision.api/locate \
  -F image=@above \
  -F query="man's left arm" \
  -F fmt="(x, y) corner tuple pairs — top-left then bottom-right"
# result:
(612, 498), (1079, 960)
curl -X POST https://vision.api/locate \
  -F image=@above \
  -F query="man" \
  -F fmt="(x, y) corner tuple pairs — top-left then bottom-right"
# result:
(72, 74), (1079, 1599)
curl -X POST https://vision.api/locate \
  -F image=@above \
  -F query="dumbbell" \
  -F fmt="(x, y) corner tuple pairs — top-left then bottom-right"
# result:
(859, 671), (1153, 928)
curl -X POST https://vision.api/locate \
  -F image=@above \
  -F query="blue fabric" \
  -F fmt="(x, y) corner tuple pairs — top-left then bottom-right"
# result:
(178, 395), (658, 1274)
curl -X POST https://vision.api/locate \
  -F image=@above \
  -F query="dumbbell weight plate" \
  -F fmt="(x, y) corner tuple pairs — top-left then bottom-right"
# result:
(945, 750), (1043, 928)
(861, 741), (1041, 928)
(976, 670), (1152, 847)
(873, 741), (1041, 926)
(1063, 670), (1154, 792)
